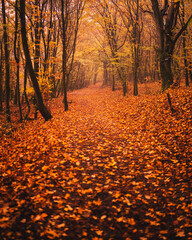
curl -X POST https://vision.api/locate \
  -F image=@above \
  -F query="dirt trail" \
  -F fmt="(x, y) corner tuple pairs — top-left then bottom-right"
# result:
(0, 83), (192, 240)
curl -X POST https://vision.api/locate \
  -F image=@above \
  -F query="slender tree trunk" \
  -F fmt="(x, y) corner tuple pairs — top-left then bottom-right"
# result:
(0, 42), (3, 112)
(50, 28), (60, 98)
(93, 65), (98, 85)
(133, 0), (140, 96)
(93, 73), (97, 85)
(133, 45), (139, 96)
(61, 0), (68, 111)
(2, 0), (11, 121)
(16, 43), (23, 121)
(14, 0), (22, 121)
(181, 2), (189, 86)
(34, 0), (40, 77)
(112, 64), (115, 91)
(183, 31), (189, 86)
(103, 61), (108, 86)
(40, 0), (51, 77)
(20, 0), (52, 121)
(181, 1), (189, 86)
(23, 64), (31, 120)
(189, 61), (192, 82)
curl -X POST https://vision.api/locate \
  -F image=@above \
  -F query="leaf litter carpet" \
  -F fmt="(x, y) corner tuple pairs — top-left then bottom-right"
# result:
(0, 84), (192, 239)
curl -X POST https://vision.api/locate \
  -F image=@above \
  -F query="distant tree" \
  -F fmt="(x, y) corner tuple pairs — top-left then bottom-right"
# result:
(150, 0), (192, 90)
(41, 0), (53, 77)
(33, 0), (41, 78)
(93, 65), (98, 85)
(20, 0), (52, 121)
(113, 0), (143, 96)
(95, 0), (129, 96)
(60, 0), (85, 110)
(41, 0), (60, 98)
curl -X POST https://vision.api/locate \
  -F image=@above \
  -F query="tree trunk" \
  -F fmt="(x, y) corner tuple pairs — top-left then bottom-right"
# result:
(0, 42), (3, 112)
(34, 0), (40, 77)
(0, 71), (2, 112)
(133, 0), (140, 96)
(93, 73), (97, 85)
(61, 0), (68, 111)
(181, 1), (189, 87)
(103, 61), (108, 86)
(16, 51), (23, 121)
(14, 0), (22, 121)
(133, 45), (139, 96)
(93, 65), (98, 85)
(183, 31), (189, 87)
(133, 71), (138, 96)
(20, 0), (52, 121)
(122, 81), (127, 96)
(23, 64), (31, 120)
(112, 64), (115, 91)
(2, 0), (11, 121)
(160, 55), (173, 90)
(150, 0), (190, 91)
(42, 0), (52, 78)
(114, 55), (127, 95)
(189, 61), (192, 83)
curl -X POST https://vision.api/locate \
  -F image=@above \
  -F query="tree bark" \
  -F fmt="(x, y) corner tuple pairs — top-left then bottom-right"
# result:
(181, 2), (189, 87)
(34, 0), (40, 77)
(183, 31), (189, 87)
(61, 0), (68, 111)
(160, 55), (173, 90)
(189, 61), (192, 83)
(0, 42), (3, 112)
(112, 64), (115, 91)
(103, 61), (108, 86)
(42, 0), (53, 77)
(14, 0), (23, 121)
(23, 64), (31, 120)
(133, 0), (140, 96)
(20, 0), (52, 121)
(2, 0), (11, 121)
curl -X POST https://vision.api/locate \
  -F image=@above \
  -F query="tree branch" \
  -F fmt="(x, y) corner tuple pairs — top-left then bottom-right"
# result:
(171, 14), (192, 52)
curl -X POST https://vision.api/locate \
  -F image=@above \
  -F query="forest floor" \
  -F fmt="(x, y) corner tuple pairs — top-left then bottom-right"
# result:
(0, 82), (192, 240)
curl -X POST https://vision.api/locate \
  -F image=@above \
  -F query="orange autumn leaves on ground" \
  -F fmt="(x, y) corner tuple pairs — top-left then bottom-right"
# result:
(0, 83), (192, 240)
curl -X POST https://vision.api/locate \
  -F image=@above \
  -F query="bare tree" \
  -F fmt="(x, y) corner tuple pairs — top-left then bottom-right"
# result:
(95, 0), (129, 95)
(60, 0), (85, 110)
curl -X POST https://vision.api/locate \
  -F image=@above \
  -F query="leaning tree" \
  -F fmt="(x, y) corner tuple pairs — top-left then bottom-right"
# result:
(20, 0), (52, 121)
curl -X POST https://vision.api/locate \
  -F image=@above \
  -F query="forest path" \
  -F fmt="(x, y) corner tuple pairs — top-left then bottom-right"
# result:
(46, 83), (152, 170)
(0, 83), (192, 240)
